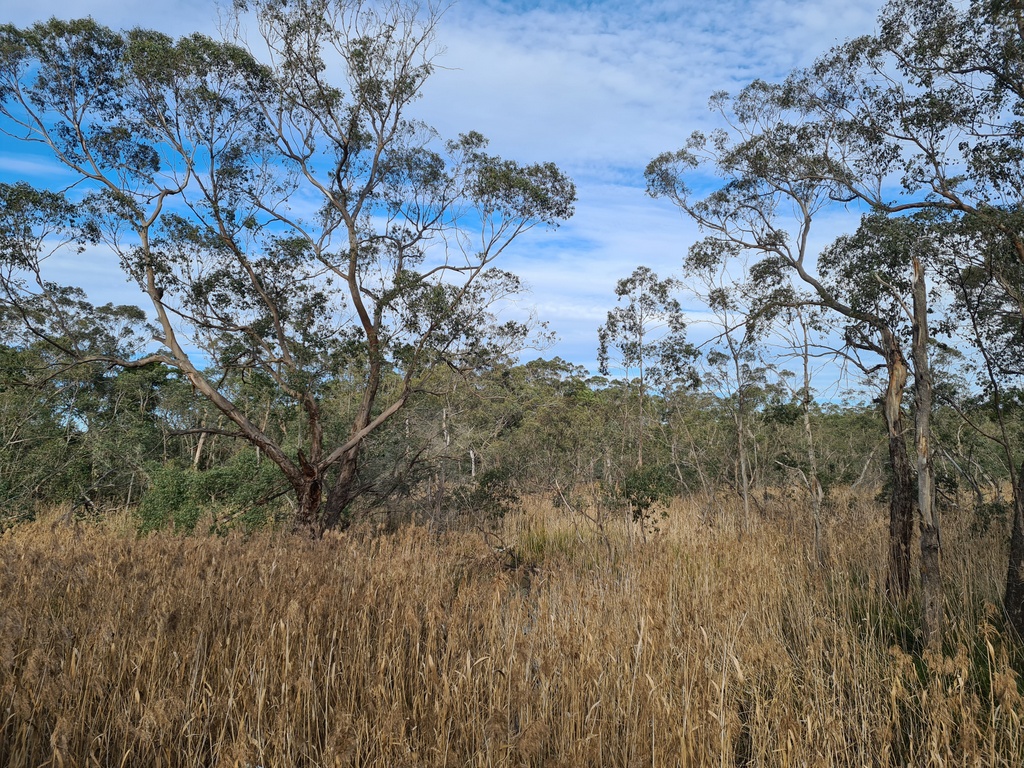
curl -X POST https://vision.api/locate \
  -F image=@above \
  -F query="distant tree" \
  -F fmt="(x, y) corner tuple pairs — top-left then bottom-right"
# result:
(598, 266), (696, 469)
(775, 305), (828, 566)
(695, 273), (767, 530)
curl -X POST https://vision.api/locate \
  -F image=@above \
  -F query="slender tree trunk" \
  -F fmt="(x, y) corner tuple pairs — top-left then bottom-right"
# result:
(637, 356), (645, 469)
(192, 430), (207, 471)
(436, 406), (450, 519)
(912, 257), (943, 650)
(729, 335), (751, 532)
(805, 419), (824, 567)
(799, 312), (826, 567)
(736, 408), (751, 532)
(882, 329), (915, 598)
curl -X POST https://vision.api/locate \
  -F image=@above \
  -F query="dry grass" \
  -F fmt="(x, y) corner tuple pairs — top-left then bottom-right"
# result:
(1, 494), (1022, 767)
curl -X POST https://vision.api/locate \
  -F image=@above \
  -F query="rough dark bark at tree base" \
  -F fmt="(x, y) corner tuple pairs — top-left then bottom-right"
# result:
(1004, 483), (1024, 638)
(921, 524), (943, 650)
(293, 477), (323, 536)
(887, 435), (915, 599)
(318, 449), (361, 534)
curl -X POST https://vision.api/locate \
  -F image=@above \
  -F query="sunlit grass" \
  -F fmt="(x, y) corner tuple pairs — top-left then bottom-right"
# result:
(1, 492), (1020, 766)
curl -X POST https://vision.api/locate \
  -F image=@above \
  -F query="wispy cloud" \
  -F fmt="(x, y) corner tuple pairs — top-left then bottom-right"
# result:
(2, 0), (883, 374)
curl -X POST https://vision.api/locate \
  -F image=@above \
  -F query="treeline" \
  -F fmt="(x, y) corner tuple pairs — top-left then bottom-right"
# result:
(2, 346), (1017, 537)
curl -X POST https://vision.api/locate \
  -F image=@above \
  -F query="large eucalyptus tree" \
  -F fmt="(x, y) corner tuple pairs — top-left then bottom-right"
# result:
(649, 0), (1024, 635)
(0, 1), (575, 532)
(645, 100), (922, 598)
(783, 0), (1024, 636)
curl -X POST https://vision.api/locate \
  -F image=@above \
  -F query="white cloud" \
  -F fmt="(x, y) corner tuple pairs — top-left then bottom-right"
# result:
(1, 0), (883, 379)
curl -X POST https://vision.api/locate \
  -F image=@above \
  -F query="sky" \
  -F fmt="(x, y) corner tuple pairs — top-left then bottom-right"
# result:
(1, 0), (883, 384)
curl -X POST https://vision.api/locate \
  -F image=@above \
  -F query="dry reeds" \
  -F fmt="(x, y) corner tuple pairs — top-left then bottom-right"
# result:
(1, 494), (1021, 767)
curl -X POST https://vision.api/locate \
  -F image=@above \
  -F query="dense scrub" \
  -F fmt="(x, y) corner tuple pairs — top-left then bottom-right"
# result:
(1, 494), (1021, 767)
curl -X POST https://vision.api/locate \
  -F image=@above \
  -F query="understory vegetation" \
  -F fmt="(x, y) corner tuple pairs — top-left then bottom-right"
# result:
(1, 493), (1021, 767)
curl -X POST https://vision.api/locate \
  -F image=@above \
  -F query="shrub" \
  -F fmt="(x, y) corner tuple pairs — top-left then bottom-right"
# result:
(137, 452), (282, 533)
(620, 464), (675, 530)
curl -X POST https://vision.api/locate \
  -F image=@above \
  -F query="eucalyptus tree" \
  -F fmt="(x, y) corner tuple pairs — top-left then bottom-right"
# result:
(932, 218), (1024, 572)
(687, 265), (768, 529)
(646, 95), (925, 593)
(597, 266), (695, 469)
(817, 214), (929, 596)
(648, 0), (1024, 631)
(744, 0), (1024, 631)
(0, 2), (575, 532)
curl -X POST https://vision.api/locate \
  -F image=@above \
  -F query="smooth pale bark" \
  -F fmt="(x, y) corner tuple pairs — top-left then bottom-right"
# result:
(637, 349), (645, 469)
(798, 312), (826, 567)
(736, 408), (752, 532)
(191, 430), (207, 471)
(912, 257), (943, 650)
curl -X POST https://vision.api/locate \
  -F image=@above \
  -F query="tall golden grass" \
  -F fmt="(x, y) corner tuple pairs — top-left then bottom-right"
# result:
(1, 493), (1021, 767)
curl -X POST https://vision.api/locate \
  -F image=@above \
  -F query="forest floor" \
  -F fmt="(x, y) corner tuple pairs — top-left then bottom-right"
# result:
(1, 491), (1022, 767)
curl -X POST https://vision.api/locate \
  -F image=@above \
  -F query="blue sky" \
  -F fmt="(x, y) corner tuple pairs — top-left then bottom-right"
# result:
(1, 0), (882, 381)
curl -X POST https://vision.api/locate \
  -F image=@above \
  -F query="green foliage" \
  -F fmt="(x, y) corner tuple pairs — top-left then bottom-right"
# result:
(619, 464), (676, 528)
(0, 355), (80, 526)
(466, 466), (521, 521)
(137, 452), (281, 533)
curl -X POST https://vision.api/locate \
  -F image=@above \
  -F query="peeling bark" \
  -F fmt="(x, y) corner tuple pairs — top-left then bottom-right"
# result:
(881, 328), (915, 599)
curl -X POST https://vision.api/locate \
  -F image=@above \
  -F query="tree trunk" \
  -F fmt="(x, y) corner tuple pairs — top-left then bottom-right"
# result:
(293, 468), (323, 535)
(1005, 471), (1024, 637)
(736, 408), (751, 533)
(192, 430), (207, 471)
(320, 447), (360, 531)
(882, 329), (914, 599)
(436, 406), (450, 520)
(637, 354), (644, 469)
(912, 257), (943, 650)
(318, 347), (385, 531)
(799, 311), (826, 567)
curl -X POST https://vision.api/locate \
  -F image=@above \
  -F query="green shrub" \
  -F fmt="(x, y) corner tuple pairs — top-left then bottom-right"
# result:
(467, 466), (521, 520)
(619, 464), (675, 530)
(137, 452), (281, 533)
